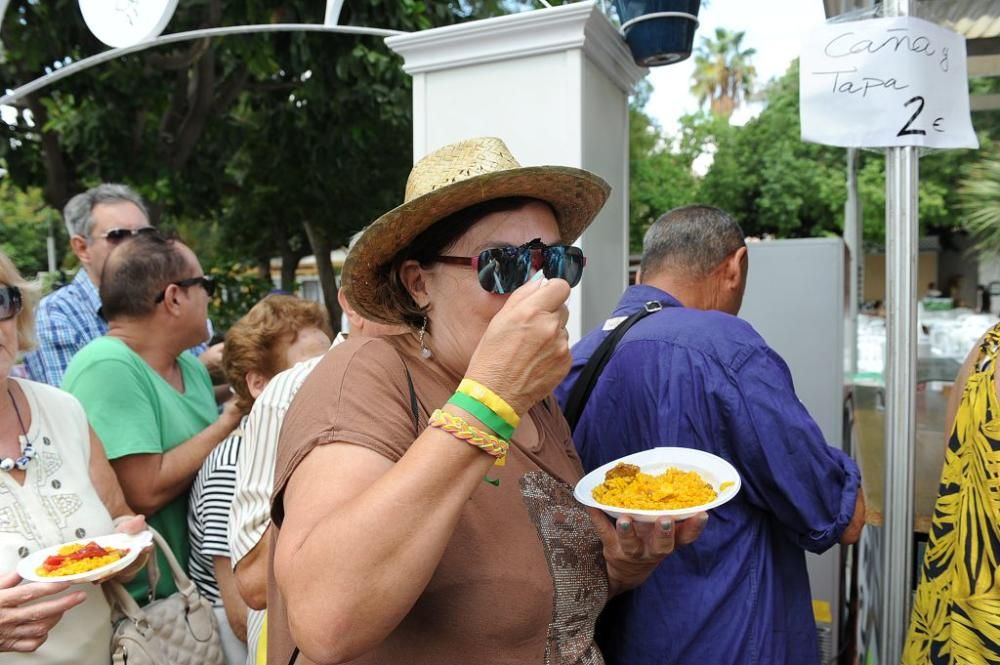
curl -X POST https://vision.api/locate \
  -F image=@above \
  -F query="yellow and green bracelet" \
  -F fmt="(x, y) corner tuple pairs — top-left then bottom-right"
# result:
(457, 379), (520, 431)
(446, 391), (515, 440)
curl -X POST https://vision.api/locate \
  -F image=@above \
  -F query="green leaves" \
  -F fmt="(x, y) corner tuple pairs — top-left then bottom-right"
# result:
(695, 59), (981, 244)
(0, 178), (64, 276)
(960, 145), (1000, 253)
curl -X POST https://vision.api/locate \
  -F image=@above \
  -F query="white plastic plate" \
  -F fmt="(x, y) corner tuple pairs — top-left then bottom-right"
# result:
(17, 530), (153, 584)
(574, 447), (741, 522)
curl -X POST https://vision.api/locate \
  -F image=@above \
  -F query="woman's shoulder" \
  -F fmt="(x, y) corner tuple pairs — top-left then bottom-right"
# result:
(315, 334), (412, 383)
(16, 377), (85, 411)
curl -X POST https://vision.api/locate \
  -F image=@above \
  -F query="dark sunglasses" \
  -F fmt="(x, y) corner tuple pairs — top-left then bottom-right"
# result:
(98, 226), (159, 244)
(433, 238), (587, 294)
(154, 276), (216, 303)
(0, 286), (22, 322)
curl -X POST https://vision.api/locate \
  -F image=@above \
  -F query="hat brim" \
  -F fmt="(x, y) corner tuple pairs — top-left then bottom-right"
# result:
(343, 165), (610, 324)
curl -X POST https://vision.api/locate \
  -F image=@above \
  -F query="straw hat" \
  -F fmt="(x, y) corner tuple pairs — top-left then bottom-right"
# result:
(343, 137), (611, 324)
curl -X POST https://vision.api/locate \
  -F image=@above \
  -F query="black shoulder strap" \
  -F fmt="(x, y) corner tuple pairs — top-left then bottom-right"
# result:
(404, 363), (421, 435)
(563, 301), (671, 433)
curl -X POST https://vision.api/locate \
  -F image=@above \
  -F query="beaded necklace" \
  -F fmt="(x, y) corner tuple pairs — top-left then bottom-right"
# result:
(1, 387), (35, 472)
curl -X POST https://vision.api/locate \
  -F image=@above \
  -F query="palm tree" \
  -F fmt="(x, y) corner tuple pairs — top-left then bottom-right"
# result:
(960, 148), (1000, 253)
(691, 28), (757, 119)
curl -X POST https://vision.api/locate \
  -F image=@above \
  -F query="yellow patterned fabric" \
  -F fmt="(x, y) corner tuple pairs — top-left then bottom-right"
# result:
(903, 325), (1000, 665)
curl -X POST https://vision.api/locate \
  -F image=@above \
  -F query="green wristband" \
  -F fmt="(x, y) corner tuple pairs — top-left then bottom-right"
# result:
(447, 392), (515, 440)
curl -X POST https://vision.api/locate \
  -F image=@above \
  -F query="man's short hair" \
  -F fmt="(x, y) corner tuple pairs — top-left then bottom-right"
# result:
(640, 205), (746, 280)
(63, 183), (149, 239)
(100, 233), (190, 320)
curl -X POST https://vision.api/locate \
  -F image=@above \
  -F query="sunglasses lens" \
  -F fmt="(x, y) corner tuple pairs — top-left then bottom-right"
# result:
(477, 248), (529, 294)
(104, 229), (130, 243)
(544, 247), (585, 287)
(0, 286), (21, 321)
(202, 277), (216, 297)
(105, 227), (157, 243)
(473, 245), (586, 293)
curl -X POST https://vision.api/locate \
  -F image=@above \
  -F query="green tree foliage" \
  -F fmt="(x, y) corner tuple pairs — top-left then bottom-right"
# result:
(0, 179), (63, 276)
(0, 1), (511, 329)
(960, 144), (1000, 252)
(691, 28), (756, 118)
(697, 59), (982, 242)
(628, 81), (700, 253)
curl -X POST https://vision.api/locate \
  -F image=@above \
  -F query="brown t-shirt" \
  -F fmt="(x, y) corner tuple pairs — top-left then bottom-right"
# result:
(267, 334), (608, 665)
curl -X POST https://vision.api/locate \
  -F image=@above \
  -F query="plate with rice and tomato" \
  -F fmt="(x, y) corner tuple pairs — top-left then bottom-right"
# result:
(574, 447), (741, 522)
(17, 530), (153, 584)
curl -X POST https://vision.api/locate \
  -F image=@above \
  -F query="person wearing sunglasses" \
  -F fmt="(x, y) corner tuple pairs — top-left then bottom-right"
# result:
(0, 249), (151, 664)
(23, 184), (215, 388)
(555, 206), (865, 665)
(62, 233), (241, 604)
(265, 137), (707, 665)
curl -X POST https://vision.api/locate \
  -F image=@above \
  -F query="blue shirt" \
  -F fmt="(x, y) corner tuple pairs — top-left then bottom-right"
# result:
(25, 271), (106, 386)
(25, 270), (211, 386)
(555, 284), (861, 665)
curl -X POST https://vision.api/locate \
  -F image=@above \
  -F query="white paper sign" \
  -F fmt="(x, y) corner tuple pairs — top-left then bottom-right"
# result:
(800, 16), (978, 150)
(79, 0), (179, 49)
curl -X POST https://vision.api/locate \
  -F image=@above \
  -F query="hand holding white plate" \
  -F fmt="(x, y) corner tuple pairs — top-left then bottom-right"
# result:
(16, 531), (154, 584)
(574, 447), (741, 523)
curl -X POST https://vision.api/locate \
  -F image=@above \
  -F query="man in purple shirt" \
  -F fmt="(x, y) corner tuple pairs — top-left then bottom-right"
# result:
(555, 205), (865, 665)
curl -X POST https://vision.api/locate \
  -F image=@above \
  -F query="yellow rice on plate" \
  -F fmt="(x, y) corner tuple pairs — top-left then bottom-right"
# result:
(36, 542), (128, 577)
(592, 463), (718, 510)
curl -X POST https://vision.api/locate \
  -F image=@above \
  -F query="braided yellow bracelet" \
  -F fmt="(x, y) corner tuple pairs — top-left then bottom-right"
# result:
(429, 409), (508, 466)
(457, 379), (520, 430)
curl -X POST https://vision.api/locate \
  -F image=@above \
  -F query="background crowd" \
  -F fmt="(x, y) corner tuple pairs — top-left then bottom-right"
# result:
(0, 136), (991, 665)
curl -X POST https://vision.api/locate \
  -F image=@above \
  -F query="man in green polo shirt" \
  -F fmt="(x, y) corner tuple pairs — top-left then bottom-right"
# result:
(64, 233), (240, 602)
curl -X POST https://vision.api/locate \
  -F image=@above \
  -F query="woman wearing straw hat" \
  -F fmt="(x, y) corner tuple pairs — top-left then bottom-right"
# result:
(267, 137), (707, 664)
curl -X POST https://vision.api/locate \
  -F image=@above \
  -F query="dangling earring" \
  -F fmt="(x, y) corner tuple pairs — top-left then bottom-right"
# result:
(418, 316), (433, 359)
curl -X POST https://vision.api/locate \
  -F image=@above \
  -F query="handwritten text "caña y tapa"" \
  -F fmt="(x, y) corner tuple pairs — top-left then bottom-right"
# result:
(811, 27), (950, 98)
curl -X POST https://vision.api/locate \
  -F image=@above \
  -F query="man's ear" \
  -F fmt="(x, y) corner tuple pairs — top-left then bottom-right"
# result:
(160, 284), (183, 316)
(70, 235), (91, 266)
(399, 260), (430, 309)
(723, 247), (748, 290)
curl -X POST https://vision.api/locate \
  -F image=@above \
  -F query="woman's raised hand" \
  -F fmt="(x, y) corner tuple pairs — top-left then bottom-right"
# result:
(466, 277), (572, 416)
(0, 571), (86, 653)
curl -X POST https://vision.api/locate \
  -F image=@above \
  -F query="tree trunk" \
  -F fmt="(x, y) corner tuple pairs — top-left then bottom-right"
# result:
(25, 94), (71, 209)
(279, 249), (301, 294)
(303, 221), (343, 335)
(256, 255), (272, 281)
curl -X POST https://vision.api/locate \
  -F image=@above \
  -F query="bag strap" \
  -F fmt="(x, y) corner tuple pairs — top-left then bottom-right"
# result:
(563, 301), (673, 433)
(403, 362), (422, 435)
(106, 526), (202, 619)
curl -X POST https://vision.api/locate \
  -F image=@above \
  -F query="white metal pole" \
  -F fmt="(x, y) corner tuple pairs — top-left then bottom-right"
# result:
(46, 220), (57, 274)
(324, 0), (345, 26)
(880, 0), (918, 663)
(845, 147), (861, 375)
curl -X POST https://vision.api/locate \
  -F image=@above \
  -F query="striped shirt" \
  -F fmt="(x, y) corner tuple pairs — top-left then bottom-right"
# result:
(25, 270), (212, 386)
(229, 334), (342, 665)
(188, 419), (246, 604)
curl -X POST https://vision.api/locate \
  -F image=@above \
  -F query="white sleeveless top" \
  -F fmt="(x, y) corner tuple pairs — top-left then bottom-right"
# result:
(0, 378), (114, 665)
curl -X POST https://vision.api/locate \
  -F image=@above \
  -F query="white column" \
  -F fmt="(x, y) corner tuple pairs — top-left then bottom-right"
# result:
(386, 1), (646, 343)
